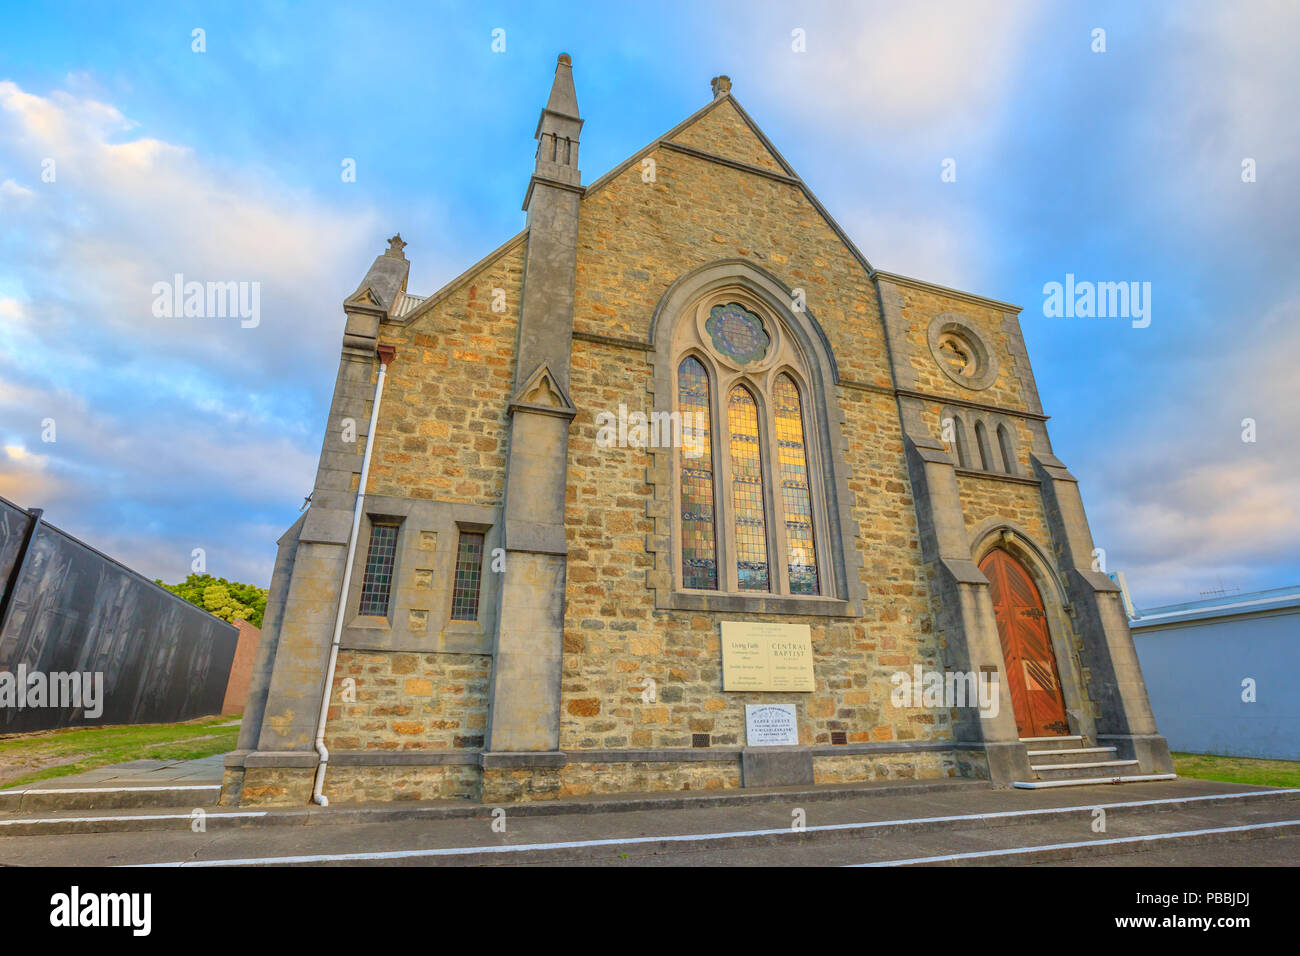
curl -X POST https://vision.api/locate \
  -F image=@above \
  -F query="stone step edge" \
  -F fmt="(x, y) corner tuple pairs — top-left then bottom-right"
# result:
(0, 784), (220, 812)
(1014, 773), (1178, 789)
(1030, 759), (1139, 771)
(1025, 747), (1117, 757)
(0, 777), (990, 833)
(1019, 735), (1083, 743)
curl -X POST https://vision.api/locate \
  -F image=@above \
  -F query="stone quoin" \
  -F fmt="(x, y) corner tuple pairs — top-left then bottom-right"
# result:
(220, 55), (1172, 807)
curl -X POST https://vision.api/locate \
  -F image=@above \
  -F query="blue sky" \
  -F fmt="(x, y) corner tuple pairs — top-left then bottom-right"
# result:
(1, 0), (1296, 607)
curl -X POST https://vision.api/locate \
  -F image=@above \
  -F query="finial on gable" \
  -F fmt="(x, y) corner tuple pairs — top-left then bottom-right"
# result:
(385, 234), (407, 259)
(711, 75), (731, 99)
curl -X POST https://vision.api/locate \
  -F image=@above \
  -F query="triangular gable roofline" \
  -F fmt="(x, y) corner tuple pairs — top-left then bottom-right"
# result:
(390, 230), (527, 327)
(393, 88), (1025, 330)
(579, 93), (875, 276)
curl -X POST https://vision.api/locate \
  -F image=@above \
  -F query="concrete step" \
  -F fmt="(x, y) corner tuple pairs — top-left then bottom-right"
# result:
(1030, 759), (1143, 782)
(1025, 746), (1118, 766)
(1014, 773), (1178, 790)
(1019, 734), (1084, 751)
(0, 783), (220, 813)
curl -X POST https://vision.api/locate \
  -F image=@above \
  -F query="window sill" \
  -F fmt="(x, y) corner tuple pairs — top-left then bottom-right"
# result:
(347, 615), (392, 631)
(658, 590), (852, 617)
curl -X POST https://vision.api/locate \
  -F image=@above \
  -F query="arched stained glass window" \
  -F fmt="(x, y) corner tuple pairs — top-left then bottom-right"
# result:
(677, 357), (717, 590)
(774, 375), (819, 595)
(727, 385), (769, 591)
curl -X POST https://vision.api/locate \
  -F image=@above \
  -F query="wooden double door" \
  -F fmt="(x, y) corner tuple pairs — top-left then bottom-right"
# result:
(979, 548), (1071, 738)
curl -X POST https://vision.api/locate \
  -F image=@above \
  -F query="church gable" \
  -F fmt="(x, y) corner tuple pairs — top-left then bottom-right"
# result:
(667, 95), (791, 174)
(573, 124), (894, 391)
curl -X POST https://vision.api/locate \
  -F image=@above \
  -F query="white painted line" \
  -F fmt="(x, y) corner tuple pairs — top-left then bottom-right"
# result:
(1025, 748), (1115, 756)
(0, 811), (268, 826)
(849, 819), (1300, 866)
(1014, 773), (1178, 789)
(125, 787), (1300, 867)
(1020, 735), (1082, 743)
(9, 785), (220, 795)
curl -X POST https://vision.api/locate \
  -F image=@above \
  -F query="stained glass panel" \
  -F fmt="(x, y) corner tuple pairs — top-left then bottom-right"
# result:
(677, 357), (717, 589)
(774, 375), (819, 595)
(706, 303), (770, 364)
(728, 385), (770, 591)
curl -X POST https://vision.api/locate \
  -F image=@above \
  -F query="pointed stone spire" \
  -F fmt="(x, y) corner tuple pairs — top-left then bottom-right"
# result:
(545, 53), (580, 118)
(531, 53), (583, 190)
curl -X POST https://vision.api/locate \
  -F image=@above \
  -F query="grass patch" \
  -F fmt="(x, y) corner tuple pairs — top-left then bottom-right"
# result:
(1172, 751), (1300, 790)
(0, 714), (240, 789)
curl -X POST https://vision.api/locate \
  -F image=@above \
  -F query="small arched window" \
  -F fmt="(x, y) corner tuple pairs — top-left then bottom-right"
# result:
(996, 423), (1016, 475)
(951, 415), (970, 469)
(974, 421), (993, 471)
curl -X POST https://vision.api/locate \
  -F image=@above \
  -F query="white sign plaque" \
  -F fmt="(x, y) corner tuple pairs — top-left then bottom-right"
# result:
(745, 703), (800, 747)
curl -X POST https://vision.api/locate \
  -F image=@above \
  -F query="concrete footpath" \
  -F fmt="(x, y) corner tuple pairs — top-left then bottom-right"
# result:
(0, 767), (1297, 866)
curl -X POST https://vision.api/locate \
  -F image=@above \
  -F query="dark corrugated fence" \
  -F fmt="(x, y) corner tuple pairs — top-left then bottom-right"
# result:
(0, 496), (238, 733)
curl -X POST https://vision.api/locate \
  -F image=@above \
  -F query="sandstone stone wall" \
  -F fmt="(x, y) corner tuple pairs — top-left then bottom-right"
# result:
(368, 240), (525, 504)
(325, 649), (491, 752)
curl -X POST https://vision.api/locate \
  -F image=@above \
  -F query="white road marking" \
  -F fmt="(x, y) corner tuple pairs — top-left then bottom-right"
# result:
(123, 787), (1300, 867)
(850, 819), (1300, 866)
(0, 811), (266, 827)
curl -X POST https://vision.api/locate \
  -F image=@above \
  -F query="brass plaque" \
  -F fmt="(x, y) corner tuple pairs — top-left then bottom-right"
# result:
(720, 622), (814, 692)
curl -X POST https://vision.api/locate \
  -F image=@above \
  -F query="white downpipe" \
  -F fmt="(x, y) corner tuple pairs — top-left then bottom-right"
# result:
(311, 349), (392, 806)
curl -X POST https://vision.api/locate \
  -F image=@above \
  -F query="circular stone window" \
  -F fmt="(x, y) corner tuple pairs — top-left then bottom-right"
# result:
(927, 314), (998, 390)
(705, 302), (770, 365)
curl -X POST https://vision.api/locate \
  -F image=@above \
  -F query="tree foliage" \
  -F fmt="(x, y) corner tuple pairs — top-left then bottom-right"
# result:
(155, 573), (268, 628)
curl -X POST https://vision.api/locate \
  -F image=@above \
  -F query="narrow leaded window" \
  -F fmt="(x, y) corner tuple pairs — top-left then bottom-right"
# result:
(678, 357), (718, 590)
(774, 375), (819, 595)
(358, 523), (398, 616)
(728, 385), (769, 591)
(975, 421), (992, 471)
(450, 531), (485, 620)
(952, 416), (970, 468)
(997, 423), (1015, 475)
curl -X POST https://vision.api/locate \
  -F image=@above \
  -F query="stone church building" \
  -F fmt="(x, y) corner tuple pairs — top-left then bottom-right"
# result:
(221, 56), (1173, 807)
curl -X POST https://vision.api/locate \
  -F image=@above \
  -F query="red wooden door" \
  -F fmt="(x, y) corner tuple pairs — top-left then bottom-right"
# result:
(979, 548), (1070, 737)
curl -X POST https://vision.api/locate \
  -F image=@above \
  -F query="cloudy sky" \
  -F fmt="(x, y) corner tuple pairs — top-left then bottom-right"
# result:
(1, 1), (1296, 608)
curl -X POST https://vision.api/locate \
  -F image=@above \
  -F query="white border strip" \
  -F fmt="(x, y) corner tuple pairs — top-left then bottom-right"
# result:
(1, 811), (267, 827)
(849, 819), (1300, 866)
(6, 785), (220, 795)
(126, 788), (1300, 867)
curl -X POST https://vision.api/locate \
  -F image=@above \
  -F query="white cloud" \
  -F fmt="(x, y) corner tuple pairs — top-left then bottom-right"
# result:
(0, 78), (381, 583)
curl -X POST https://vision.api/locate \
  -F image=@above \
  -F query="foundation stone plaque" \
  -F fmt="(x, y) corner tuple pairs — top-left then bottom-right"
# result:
(720, 621), (814, 692)
(744, 703), (800, 747)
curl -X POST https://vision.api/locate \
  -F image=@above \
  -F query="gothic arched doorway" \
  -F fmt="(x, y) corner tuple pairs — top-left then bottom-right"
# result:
(979, 548), (1070, 737)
